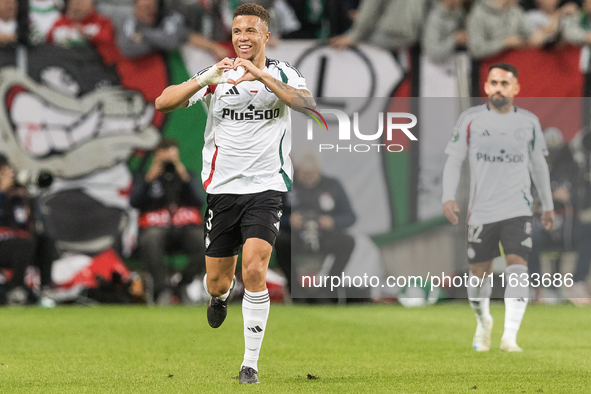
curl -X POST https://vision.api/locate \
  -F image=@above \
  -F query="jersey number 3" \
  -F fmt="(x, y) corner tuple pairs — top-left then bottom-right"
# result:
(206, 209), (213, 231)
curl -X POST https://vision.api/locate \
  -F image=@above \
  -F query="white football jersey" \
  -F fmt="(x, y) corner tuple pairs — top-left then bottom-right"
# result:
(188, 59), (309, 194)
(445, 104), (549, 225)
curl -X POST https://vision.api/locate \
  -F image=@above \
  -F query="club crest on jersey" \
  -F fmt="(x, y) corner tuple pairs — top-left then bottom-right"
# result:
(221, 106), (280, 121)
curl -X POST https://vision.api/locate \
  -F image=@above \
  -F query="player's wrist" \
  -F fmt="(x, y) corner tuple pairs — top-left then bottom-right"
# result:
(196, 64), (227, 86)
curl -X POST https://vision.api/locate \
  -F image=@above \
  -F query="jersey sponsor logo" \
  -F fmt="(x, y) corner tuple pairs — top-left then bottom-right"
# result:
(221, 106), (280, 121)
(476, 151), (524, 163)
(480, 130), (491, 137)
(224, 86), (240, 95)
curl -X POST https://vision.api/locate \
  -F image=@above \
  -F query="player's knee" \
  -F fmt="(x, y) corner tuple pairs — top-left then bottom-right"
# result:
(207, 275), (233, 296)
(242, 261), (266, 283)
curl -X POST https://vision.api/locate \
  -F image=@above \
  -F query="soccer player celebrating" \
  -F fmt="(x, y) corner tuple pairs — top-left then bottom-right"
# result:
(155, 3), (314, 384)
(442, 63), (554, 352)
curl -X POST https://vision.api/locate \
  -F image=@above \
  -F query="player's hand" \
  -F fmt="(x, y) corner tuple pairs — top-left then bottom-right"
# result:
(318, 215), (335, 231)
(541, 210), (555, 231)
(443, 200), (460, 225)
(196, 60), (233, 86)
(227, 58), (263, 85)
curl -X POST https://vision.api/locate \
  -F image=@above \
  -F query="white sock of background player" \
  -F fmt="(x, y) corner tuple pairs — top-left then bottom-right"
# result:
(241, 289), (270, 372)
(503, 264), (529, 343)
(467, 272), (492, 323)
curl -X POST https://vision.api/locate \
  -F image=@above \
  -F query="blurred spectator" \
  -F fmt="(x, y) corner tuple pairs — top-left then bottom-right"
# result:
(467, 0), (549, 59)
(324, 0), (359, 37)
(562, 0), (591, 45)
(48, 0), (121, 66)
(423, 0), (468, 64)
(116, 0), (229, 61)
(275, 153), (356, 296)
(0, 0), (17, 46)
(529, 128), (579, 300)
(29, 0), (62, 43)
(115, 0), (187, 58)
(0, 156), (36, 305)
(525, 0), (579, 45)
(329, 0), (429, 51)
(130, 139), (205, 305)
(282, 0), (322, 39)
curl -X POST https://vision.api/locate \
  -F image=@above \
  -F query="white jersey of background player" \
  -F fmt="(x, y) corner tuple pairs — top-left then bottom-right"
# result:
(444, 103), (550, 225)
(442, 63), (554, 354)
(187, 60), (308, 194)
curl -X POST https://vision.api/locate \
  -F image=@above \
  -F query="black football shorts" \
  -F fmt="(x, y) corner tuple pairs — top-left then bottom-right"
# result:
(467, 216), (533, 264)
(204, 190), (283, 258)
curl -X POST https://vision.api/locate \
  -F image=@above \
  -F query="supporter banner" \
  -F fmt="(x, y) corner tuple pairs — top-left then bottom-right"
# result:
(0, 45), (160, 254)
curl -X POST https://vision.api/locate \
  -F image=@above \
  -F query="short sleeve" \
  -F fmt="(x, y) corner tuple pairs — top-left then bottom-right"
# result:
(186, 66), (217, 108)
(277, 62), (309, 92)
(444, 110), (473, 160)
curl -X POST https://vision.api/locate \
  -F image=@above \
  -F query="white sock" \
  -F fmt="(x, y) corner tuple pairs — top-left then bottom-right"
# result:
(467, 273), (492, 323)
(241, 289), (270, 371)
(203, 274), (232, 301)
(503, 265), (529, 343)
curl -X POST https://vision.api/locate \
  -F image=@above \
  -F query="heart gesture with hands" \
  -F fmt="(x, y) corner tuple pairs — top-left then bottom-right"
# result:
(226, 58), (264, 85)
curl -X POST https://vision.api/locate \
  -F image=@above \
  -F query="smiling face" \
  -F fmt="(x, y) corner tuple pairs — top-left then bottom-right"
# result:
(232, 15), (270, 64)
(484, 68), (520, 110)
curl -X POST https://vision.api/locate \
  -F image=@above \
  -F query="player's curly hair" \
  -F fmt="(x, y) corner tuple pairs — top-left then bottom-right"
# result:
(233, 3), (270, 27)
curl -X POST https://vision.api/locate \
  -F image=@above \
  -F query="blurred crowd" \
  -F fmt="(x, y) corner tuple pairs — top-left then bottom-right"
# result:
(2, 0), (591, 63)
(1, 0), (591, 306)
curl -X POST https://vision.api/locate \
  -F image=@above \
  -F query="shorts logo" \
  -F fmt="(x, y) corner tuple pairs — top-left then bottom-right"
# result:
(205, 235), (211, 249)
(524, 222), (532, 235)
(521, 237), (532, 248)
(274, 221), (280, 230)
(467, 246), (476, 259)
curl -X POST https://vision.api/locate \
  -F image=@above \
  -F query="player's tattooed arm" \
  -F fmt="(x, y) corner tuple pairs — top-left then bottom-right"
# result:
(265, 77), (316, 113)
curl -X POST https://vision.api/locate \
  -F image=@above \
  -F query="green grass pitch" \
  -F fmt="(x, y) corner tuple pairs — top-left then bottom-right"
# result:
(0, 303), (589, 393)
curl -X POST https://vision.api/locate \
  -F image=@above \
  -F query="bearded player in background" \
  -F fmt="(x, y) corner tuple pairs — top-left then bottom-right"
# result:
(442, 63), (554, 353)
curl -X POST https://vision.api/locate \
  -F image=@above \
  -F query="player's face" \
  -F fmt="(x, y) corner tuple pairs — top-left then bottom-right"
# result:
(232, 15), (270, 63)
(484, 68), (520, 109)
(0, 0), (17, 21)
